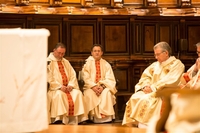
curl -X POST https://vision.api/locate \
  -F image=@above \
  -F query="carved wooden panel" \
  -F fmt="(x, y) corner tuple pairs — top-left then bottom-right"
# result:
(67, 20), (97, 56)
(114, 67), (130, 92)
(33, 19), (62, 55)
(158, 25), (170, 43)
(30, 0), (48, 3)
(102, 20), (129, 55)
(173, 24), (179, 53)
(192, 0), (200, 4)
(143, 24), (156, 53)
(132, 67), (141, 91)
(132, 23), (142, 54)
(29, 0), (82, 4)
(187, 24), (200, 53)
(132, 64), (148, 91)
(158, 0), (177, 6)
(94, 0), (110, 5)
(115, 93), (132, 120)
(63, 0), (80, 3)
(71, 25), (94, 53)
(0, 18), (26, 28)
(124, 0), (142, 4)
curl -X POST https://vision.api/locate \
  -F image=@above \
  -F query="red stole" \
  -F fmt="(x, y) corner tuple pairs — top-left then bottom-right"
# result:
(95, 60), (106, 117)
(95, 60), (101, 83)
(183, 72), (190, 83)
(57, 61), (74, 116)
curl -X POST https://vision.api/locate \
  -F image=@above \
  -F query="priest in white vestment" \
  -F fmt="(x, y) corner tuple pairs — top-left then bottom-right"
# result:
(122, 42), (185, 128)
(47, 42), (88, 125)
(81, 44), (117, 123)
(146, 42), (200, 133)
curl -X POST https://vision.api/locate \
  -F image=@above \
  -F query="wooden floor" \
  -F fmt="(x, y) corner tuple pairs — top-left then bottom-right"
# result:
(36, 122), (146, 133)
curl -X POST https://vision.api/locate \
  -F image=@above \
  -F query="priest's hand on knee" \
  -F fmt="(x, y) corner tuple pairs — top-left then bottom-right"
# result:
(60, 85), (67, 92)
(92, 85), (100, 96)
(142, 86), (152, 94)
(66, 85), (73, 92)
(97, 86), (104, 95)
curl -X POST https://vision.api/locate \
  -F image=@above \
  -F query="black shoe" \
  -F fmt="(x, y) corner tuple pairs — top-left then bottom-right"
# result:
(78, 120), (94, 125)
(104, 121), (112, 124)
(85, 120), (94, 124)
(78, 121), (88, 125)
(53, 120), (63, 124)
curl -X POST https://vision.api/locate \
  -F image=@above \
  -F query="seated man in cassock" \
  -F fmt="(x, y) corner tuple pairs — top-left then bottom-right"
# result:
(47, 42), (88, 125)
(81, 44), (117, 123)
(147, 42), (200, 133)
(122, 41), (185, 128)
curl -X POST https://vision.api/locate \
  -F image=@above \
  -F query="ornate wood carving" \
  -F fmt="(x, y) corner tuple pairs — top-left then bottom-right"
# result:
(101, 19), (130, 55)
(67, 19), (97, 56)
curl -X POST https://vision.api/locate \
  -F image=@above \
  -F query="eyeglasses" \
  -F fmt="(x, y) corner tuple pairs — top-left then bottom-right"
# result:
(154, 51), (165, 57)
(55, 50), (65, 56)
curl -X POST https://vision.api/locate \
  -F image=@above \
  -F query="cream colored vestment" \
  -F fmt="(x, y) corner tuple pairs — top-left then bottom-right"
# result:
(81, 56), (117, 122)
(122, 56), (185, 126)
(47, 53), (87, 124)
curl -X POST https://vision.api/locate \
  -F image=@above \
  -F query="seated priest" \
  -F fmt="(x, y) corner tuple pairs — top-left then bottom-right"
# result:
(147, 42), (200, 133)
(81, 44), (117, 123)
(47, 42), (88, 125)
(122, 41), (185, 128)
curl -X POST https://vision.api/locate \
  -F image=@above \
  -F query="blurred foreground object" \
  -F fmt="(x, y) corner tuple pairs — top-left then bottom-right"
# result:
(0, 28), (50, 133)
(147, 88), (200, 133)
